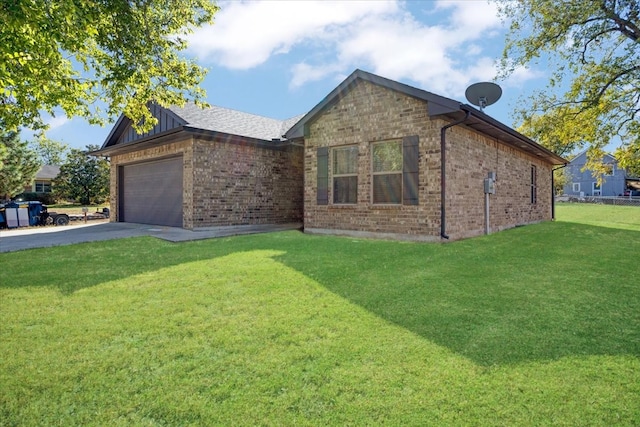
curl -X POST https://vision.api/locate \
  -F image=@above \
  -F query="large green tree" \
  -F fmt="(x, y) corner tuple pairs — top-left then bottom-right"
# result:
(0, 128), (41, 200)
(496, 0), (639, 176)
(1, 1), (218, 134)
(30, 136), (69, 165)
(54, 144), (109, 205)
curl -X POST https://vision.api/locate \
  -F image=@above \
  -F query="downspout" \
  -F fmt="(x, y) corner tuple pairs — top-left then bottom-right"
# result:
(551, 163), (568, 220)
(440, 110), (470, 239)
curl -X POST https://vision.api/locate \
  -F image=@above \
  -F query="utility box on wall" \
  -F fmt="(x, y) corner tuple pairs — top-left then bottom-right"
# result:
(484, 177), (496, 194)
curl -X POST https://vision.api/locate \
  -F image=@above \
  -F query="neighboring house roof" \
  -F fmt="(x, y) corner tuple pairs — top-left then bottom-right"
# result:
(568, 149), (617, 166)
(96, 103), (304, 156)
(35, 165), (60, 180)
(285, 69), (566, 165)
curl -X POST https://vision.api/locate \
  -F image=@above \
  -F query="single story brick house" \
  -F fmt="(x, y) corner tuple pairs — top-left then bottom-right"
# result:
(95, 69), (565, 241)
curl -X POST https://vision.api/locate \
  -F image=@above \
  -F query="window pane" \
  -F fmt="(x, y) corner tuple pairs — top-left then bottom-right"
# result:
(333, 176), (357, 204)
(372, 141), (402, 173)
(373, 174), (402, 204)
(333, 146), (358, 175)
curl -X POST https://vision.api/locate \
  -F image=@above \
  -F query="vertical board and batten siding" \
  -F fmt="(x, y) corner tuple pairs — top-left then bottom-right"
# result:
(116, 104), (185, 146)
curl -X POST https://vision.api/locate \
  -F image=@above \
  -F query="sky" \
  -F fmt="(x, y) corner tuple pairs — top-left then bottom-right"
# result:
(38, 0), (547, 151)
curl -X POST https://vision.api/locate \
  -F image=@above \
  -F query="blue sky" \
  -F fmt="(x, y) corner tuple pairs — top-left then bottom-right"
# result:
(38, 0), (546, 151)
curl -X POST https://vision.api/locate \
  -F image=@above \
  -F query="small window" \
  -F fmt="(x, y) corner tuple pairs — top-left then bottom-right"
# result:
(592, 182), (601, 196)
(333, 146), (358, 204)
(572, 183), (580, 192)
(603, 164), (614, 176)
(372, 140), (402, 204)
(35, 180), (51, 193)
(530, 165), (537, 204)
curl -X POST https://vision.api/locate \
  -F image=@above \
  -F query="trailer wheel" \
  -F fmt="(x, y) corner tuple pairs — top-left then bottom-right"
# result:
(54, 214), (70, 226)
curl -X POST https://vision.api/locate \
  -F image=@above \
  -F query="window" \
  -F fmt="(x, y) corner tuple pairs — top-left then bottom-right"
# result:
(332, 146), (358, 204)
(530, 165), (537, 204)
(592, 182), (601, 196)
(572, 183), (580, 193)
(603, 164), (614, 176)
(316, 135), (419, 206)
(35, 180), (52, 193)
(372, 140), (402, 204)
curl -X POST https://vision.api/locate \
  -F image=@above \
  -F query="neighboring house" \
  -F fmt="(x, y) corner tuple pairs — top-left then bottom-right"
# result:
(25, 164), (60, 194)
(95, 69), (566, 241)
(562, 151), (627, 197)
(285, 70), (566, 241)
(93, 103), (304, 228)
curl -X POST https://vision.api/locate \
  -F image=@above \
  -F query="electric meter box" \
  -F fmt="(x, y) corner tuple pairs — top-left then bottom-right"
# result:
(484, 178), (496, 194)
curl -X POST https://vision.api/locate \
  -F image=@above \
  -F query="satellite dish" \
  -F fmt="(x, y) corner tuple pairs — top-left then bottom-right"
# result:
(465, 82), (502, 112)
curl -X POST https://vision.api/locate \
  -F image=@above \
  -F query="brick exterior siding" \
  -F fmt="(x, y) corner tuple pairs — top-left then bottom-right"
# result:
(303, 80), (553, 241)
(109, 135), (303, 229)
(190, 138), (303, 227)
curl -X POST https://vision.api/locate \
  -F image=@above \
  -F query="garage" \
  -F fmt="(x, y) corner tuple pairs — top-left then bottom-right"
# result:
(119, 156), (183, 227)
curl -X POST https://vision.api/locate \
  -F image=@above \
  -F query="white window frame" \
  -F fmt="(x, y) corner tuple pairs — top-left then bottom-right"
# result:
(572, 183), (580, 193)
(592, 182), (601, 196)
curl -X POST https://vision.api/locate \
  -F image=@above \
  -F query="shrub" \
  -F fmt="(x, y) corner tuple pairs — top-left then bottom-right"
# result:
(14, 192), (57, 205)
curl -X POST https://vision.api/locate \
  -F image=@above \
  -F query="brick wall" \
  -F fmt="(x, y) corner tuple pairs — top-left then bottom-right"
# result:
(445, 125), (553, 240)
(304, 80), (442, 241)
(109, 134), (303, 228)
(304, 79), (554, 241)
(190, 138), (303, 227)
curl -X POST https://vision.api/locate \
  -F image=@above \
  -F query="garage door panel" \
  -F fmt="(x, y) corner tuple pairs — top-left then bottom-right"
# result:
(121, 157), (183, 227)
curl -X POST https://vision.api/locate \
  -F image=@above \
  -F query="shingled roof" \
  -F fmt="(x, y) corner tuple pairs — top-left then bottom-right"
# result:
(95, 102), (305, 156)
(170, 103), (303, 141)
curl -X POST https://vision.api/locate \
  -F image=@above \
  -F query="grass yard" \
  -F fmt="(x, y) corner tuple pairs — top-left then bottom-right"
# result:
(1, 203), (639, 425)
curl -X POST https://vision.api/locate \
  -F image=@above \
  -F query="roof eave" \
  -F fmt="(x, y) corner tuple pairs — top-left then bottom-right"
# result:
(457, 105), (567, 165)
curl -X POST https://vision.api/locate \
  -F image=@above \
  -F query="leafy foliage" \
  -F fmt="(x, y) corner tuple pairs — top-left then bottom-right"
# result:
(1, 1), (218, 133)
(54, 144), (109, 205)
(0, 128), (41, 200)
(497, 0), (640, 175)
(30, 136), (69, 165)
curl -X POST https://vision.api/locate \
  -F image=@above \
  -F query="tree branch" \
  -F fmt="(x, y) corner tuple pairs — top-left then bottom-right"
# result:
(601, 0), (640, 41)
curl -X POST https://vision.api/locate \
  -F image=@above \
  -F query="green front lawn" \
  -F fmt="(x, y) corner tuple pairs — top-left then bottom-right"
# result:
(1, 204), (639, 425)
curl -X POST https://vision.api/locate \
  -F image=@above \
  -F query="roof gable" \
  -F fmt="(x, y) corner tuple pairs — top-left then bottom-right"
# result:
(570, 150), (617, 165)
(284, 69), (566, 165)
(101, 103), (187, 150)
(99, 103), (302, 153)
(285, 69), (459, 139)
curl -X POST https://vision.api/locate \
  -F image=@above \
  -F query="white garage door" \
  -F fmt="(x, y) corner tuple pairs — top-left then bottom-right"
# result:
(119, 156), (183, 227)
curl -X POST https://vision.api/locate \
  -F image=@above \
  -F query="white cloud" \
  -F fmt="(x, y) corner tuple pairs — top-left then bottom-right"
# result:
(45, 115), (70, 130)
(188, 0), (398, 69)
(189, 0), (537, 98)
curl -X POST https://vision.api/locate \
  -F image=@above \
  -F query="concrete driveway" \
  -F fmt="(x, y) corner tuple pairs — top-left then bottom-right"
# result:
(0, 222), (301, 253)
